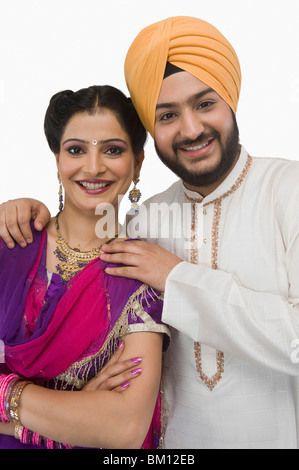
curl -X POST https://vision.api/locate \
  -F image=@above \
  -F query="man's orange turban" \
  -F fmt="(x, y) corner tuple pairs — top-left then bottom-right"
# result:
(124, 16), (241, 137)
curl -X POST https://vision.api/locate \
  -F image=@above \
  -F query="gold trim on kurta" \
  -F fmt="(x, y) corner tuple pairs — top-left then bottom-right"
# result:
(185, 154), (253, 391)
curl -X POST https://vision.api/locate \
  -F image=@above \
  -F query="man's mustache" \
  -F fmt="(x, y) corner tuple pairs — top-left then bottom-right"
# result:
(173, 132), (219, 152)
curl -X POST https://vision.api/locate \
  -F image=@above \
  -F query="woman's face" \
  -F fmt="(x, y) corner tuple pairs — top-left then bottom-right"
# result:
(56, 110), (143, 214)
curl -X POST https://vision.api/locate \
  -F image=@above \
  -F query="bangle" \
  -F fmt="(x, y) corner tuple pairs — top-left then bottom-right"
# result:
(14, 424), (24, 440)
(0, 373), (20, 423)
(9, 380), (33, 426)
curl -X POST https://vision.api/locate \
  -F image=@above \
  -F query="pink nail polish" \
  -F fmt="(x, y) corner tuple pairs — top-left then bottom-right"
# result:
(121, 381), (131, 390)
(117, 341), (124, 350)
(131, 357), (142, 365)
(131, 368), (142, 376)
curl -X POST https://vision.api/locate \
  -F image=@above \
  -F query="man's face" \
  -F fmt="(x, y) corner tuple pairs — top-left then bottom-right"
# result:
(154, 71), (239, 193)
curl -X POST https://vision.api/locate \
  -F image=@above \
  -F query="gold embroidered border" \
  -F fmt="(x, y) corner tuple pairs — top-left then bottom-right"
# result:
(52, 283), (164, 390)
(186, 154), (253, 392)
(190, 201), (199, 264)
(211, 200), (222, 270)
(193, 342), (224, 392)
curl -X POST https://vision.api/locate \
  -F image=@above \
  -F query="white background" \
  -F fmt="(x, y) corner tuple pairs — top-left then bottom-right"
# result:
(0, 0), (298, 219)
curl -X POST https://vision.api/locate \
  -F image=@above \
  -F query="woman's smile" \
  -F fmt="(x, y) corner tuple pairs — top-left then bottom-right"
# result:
(75, 179), (114, 195)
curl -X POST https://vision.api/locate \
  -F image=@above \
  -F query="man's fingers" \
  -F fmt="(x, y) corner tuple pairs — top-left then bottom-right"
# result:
(0, 204), (27, 248)
(7, 203), (34, 247)
(31, 202), (51, 231)
(104, 264), (139, 279)
(0, 198), (50, 248)
(0, 224), (16, 248)
(101, 250), (141, 268)
(102, 240), (145, 254)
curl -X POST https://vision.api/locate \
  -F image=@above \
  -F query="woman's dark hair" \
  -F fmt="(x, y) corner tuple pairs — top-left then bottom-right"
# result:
(44, 85), (147, 156)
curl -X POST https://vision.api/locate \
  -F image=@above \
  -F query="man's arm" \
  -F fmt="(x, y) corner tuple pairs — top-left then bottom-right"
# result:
(163, 260), (299, 375)
(100, 238), (299, 376)
(0, 198), (50, 247)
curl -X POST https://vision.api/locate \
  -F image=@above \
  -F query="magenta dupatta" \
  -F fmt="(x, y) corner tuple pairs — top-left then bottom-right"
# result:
(0, 226), (138, 380)
(0, 226), (165, 449)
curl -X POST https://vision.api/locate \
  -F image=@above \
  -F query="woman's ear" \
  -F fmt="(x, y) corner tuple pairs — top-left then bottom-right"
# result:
(54, 153), (60, 168)
(134, 150), (145, 177)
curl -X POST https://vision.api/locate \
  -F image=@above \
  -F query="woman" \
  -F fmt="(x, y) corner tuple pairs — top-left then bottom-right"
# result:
(0, 85), (169, 449)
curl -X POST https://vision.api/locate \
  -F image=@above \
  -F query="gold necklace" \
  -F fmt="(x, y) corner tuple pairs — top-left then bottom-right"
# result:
(54, 212), (116, 283)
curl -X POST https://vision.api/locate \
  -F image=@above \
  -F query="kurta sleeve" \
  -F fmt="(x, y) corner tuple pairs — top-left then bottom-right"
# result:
(162, 160), (299, 376)
(163, 254), (299, 375)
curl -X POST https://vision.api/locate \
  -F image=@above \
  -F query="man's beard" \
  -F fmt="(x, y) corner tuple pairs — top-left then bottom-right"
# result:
(154, 114), (240, 188)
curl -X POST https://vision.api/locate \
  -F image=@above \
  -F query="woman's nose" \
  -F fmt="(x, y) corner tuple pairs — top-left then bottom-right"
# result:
(84, 152), (107, 175)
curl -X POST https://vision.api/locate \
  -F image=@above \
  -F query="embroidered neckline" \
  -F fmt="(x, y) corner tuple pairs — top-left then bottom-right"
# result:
(185, 154), (253, 269)
(184, 154), (253, 208)
(185, 154), (253, 391)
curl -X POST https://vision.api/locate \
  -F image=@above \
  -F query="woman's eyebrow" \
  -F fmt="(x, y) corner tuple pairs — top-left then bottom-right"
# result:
(62, 138), (89, 145)
(62, 138), (128, 145)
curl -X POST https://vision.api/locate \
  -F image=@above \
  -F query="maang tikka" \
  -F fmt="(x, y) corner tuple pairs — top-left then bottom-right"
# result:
(58, 172), (64, 212)
(128, 176), (141, 213)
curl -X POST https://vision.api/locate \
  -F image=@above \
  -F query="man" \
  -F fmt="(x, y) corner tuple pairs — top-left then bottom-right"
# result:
(1, 16), (299, 449)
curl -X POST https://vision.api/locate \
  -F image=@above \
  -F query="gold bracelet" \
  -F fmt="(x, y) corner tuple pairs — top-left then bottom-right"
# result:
(14, 424), (23, 440)
(9, 380), (33, 426)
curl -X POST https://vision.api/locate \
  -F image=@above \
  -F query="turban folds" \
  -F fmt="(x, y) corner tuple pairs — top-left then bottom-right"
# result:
(124, 16), (241, 137)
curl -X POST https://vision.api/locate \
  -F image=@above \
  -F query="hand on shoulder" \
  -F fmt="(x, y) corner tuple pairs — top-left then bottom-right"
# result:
(0, 198), (50, 248)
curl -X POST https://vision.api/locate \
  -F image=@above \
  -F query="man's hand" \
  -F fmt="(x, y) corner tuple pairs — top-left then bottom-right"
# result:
(0, 198), (51, 248)
(100, 240), (183, 292)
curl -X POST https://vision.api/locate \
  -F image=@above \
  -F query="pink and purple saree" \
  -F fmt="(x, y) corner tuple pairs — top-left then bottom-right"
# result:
(0, 226), (169, 449)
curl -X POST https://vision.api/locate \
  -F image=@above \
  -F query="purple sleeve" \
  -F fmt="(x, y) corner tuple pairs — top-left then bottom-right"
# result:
(126, 285), (170, 351)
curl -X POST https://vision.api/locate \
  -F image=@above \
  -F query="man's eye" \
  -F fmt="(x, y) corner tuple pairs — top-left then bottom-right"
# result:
(198, 101), (214, 110)
(160, 112), (176, 121)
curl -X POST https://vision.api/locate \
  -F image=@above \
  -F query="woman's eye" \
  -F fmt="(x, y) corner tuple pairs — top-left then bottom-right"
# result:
(105, 146), (123, 156)
(67, 146), (84, 156)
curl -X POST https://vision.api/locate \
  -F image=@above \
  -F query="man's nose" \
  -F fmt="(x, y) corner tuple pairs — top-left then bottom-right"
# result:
(180, 110), (205, 141)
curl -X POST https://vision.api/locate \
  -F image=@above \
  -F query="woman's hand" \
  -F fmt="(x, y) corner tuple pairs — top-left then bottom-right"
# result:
(83, 342), (142, 392)
(0, 198), (51, 248)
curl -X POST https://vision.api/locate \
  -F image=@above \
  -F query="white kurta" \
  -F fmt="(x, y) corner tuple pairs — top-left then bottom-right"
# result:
(142, 146), (299, 449)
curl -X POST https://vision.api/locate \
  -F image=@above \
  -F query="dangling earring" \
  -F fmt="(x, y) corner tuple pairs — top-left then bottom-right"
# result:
(128, 176), (141, 214)
(125, 176), (142, 238)
(58, 172), (64, 212)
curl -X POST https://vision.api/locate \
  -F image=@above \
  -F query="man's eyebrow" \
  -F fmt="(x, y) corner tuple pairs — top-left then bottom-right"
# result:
(155, 87), (215, 110)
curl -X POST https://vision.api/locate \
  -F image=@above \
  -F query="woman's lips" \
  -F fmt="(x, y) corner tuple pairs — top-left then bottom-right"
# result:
(76, 179), (114, 195)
